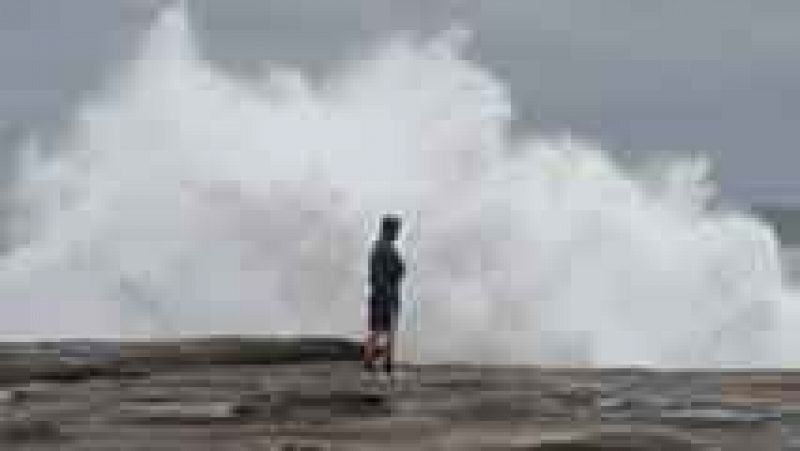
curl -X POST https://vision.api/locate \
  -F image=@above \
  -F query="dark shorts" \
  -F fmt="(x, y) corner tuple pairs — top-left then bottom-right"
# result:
(369, 303), (399, 332)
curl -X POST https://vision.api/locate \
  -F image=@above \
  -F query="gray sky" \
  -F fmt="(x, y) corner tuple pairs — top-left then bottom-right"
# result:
(1, 0), (799, 205)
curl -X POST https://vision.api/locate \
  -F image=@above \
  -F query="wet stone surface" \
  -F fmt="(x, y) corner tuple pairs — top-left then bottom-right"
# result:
(0, 361), (794, 449)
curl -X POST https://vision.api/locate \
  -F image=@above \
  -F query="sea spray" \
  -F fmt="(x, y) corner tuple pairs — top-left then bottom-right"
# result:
(0, 6), (793, 367)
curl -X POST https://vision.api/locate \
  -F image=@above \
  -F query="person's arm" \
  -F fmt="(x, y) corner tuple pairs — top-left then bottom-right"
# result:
(388, 247), (404, 283)
(396, 250), (405, 280)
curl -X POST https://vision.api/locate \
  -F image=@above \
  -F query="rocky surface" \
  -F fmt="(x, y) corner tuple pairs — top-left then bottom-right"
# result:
(0, 339), (795, 449)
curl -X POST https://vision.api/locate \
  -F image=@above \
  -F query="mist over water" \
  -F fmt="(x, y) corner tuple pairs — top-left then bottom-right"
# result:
(0, 7), (796, 367)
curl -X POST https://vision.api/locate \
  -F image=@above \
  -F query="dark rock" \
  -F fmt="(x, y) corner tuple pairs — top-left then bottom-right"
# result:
(0, 418), (61, 442)
(266, 389), (393, 421)
(30, 362), (97, 382)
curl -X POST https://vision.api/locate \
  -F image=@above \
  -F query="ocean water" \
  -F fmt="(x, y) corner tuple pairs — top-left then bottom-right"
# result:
(0, 6), (797, 368)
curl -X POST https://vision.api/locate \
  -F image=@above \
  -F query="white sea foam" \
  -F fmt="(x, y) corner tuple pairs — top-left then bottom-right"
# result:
(0, 7), (794, 367)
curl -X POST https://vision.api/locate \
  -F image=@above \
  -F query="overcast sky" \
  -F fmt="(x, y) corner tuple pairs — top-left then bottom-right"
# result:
(1, 0), (799, 206)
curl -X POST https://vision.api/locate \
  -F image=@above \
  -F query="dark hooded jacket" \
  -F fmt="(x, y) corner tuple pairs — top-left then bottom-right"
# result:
(368, 239), (404, 312)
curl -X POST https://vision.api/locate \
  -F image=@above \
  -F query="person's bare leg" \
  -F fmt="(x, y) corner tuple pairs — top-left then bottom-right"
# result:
(363, 331), (378, 371)
(384, 331), (395, 375)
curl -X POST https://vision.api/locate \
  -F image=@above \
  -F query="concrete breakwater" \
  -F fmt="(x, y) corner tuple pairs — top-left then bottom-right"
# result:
(0, 336), (361, 385)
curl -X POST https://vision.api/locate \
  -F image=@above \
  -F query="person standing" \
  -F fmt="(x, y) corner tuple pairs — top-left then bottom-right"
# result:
(363, 214), (405, 374)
